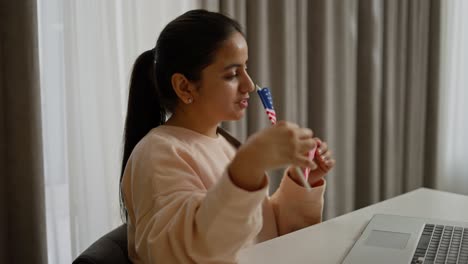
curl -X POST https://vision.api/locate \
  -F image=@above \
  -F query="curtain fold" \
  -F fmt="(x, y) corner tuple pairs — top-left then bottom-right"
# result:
(402, 0), (431, 191)
(424, 0), (441, 190)
(0, 1), (48, 263)
(306, 0), (360, 217)
(354, 0), (384, 208)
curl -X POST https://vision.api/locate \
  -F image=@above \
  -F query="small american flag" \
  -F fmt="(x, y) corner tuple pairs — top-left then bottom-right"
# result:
(256, 85), (277, 125)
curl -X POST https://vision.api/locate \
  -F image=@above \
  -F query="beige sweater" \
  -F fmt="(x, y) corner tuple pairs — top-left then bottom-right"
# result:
(121, 125), (325, 264)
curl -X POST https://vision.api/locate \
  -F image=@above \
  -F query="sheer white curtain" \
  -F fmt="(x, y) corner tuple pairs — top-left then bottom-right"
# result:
(436, 0), (468, 196)
(37, 1), (200, 263)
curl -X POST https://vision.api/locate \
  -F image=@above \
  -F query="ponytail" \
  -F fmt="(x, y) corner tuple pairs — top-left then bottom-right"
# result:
(120, 50), (166, 221)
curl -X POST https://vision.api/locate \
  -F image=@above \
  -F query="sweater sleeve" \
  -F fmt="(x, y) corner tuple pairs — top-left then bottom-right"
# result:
(123, 141), (268, 264)
(269, 171), (326, 235)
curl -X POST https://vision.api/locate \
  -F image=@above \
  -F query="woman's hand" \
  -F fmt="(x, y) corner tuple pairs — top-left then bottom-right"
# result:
(228, 121), (318, 191)
(287, 139), (335, 188)
(242, 121), (318, 170)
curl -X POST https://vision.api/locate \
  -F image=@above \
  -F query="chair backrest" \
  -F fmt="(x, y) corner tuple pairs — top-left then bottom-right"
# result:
(73, 224), (132, 264)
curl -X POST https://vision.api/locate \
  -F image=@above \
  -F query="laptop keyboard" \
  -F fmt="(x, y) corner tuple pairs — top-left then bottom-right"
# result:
(412, 224), (468, 264)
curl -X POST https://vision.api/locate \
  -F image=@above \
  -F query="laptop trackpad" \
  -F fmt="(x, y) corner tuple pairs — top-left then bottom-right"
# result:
(364, 230), (411, 250)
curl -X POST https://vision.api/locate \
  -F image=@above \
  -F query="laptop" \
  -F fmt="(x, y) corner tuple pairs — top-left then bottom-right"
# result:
(341, 214), (468, 264)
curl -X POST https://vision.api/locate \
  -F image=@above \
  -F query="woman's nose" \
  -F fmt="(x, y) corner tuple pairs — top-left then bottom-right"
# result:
(240, 72), (255, 93)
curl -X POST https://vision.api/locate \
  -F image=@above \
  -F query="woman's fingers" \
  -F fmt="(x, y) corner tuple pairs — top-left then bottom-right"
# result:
(320, 149), (332, 161)
(325, 158), (336, 167)
(311, 140), (336, 171)
(298, 138), (317, 154)
(296, 155), (317, 169)
(316, 140), (327, 154)
(270, 123), (331, 170)
(284, 126), (316, 160)
(297, 128), (314, 139)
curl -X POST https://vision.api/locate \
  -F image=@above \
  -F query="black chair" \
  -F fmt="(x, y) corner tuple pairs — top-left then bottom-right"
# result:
(73, 224), (132, 264)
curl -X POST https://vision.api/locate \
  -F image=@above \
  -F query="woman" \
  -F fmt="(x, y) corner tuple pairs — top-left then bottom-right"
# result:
(120, 9), (335, 264)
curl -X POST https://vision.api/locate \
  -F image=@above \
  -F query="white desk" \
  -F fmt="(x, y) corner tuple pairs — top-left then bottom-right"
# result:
(239, 188), (468, 264)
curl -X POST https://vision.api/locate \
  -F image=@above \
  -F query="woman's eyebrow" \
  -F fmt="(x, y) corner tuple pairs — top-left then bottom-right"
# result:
(223, 63), (243, 70)
(223, 61), (248, 70)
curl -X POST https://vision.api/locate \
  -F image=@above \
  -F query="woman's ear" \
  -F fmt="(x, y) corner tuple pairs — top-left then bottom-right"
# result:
(171, 73), (196, 104)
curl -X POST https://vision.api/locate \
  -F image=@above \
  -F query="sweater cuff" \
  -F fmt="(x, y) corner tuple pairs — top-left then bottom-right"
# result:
(280, 171), (326, 202)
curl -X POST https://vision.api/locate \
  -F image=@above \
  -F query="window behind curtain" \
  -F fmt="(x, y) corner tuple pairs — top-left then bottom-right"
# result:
(436, 0), (468, 196)
(37, 1), (200, 263)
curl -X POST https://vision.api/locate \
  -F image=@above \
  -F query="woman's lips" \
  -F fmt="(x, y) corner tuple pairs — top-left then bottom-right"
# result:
(238, 99), (249, 109)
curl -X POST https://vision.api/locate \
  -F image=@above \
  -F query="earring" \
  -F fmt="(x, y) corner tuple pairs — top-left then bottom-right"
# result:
(187, 97), (193, 104)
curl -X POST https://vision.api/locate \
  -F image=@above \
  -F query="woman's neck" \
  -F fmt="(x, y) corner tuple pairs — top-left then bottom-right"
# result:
(165, 109), (219, 138)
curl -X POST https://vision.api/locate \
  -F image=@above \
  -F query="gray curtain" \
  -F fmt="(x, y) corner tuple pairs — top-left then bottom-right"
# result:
(204, 0), (440, 219)
(0, 1), (48, 263)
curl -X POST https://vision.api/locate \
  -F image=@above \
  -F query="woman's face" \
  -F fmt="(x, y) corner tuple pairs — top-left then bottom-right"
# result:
(191, 32), (255, 123)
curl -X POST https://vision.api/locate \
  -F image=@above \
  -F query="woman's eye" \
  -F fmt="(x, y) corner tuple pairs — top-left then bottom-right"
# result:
(225, 73), (238, 80)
